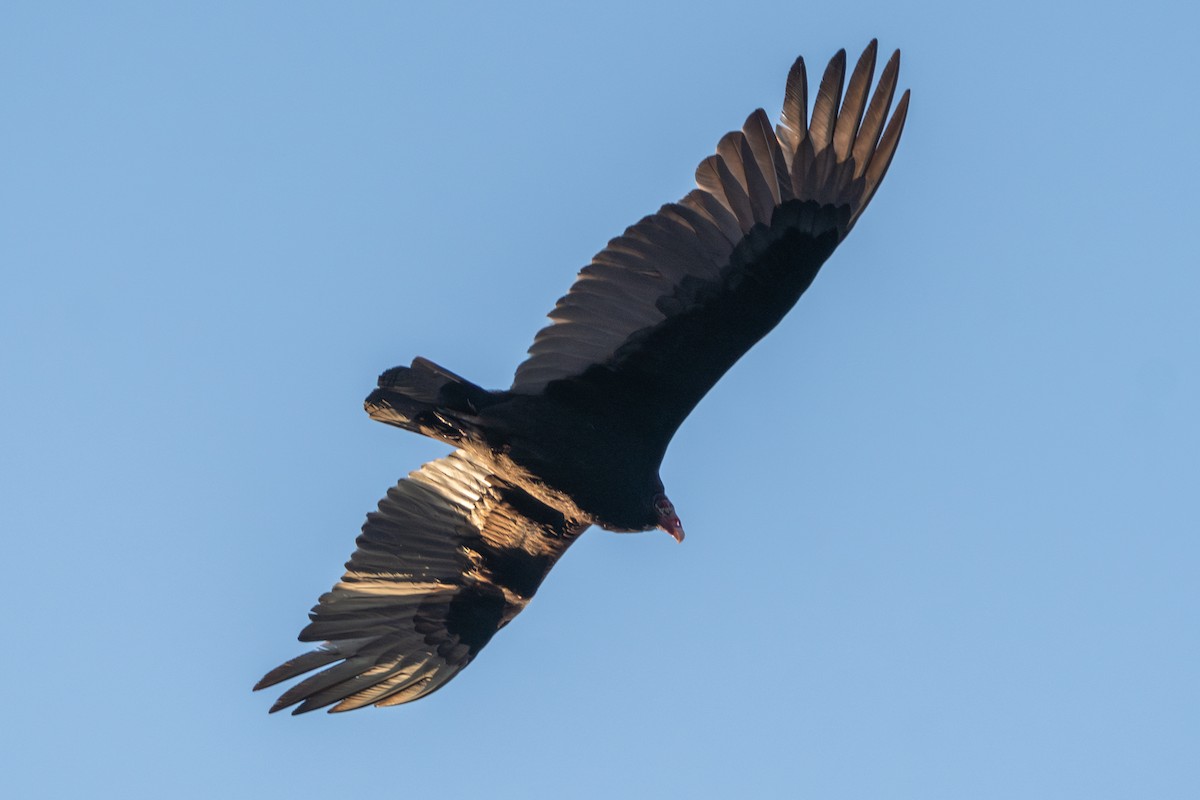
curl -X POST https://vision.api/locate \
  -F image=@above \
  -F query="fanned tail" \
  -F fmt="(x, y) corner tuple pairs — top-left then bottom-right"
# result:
(364, 357), (495, 443)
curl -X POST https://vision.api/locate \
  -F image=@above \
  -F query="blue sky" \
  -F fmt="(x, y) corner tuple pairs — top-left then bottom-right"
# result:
(3, 2), (1198, 798)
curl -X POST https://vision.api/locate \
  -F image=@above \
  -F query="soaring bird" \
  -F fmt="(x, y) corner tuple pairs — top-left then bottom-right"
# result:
(256, 41), (909, 714)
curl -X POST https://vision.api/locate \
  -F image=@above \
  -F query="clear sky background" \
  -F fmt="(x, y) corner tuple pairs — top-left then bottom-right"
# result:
(3, 2), (1197, 798)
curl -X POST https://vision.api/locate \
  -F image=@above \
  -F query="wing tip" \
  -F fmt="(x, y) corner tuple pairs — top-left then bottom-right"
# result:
(782, 40), (908, 225)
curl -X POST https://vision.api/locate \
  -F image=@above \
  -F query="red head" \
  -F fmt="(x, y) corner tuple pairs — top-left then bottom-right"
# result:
(653, 494), (685, 543)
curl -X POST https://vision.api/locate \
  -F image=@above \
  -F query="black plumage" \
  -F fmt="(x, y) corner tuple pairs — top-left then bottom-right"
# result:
(256, 41), (910, 713)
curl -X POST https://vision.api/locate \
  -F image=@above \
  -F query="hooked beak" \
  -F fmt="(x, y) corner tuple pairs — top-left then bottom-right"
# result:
(660, 515), (685, 544)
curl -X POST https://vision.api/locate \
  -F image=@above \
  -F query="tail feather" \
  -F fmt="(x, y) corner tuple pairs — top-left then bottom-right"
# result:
(364, 358), (494, 443)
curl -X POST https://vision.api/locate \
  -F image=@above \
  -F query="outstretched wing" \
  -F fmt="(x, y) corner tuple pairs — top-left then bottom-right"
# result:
(255, 451), (587, 714)
(511, 42), (909, 438)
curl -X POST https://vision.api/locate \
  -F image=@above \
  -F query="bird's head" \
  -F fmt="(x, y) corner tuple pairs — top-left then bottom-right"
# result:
(653, 493), (685, 543)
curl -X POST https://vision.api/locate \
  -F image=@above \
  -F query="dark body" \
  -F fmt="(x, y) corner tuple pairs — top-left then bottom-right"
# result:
(411, 200), (845, 532)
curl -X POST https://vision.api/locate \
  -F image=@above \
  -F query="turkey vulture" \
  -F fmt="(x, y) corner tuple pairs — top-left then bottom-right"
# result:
(256, 41), (909, 714)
